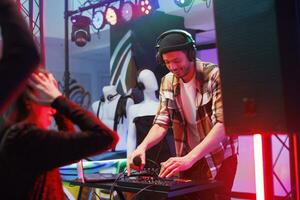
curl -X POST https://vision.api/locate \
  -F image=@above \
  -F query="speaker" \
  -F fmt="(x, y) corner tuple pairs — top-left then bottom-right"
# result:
(214, 0), (300, 134)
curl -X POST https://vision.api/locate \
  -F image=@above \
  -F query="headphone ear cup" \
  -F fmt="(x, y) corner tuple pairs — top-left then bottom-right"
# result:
(156, 52), (164, 65)
(137, 82), (145, 90)
(107, 94), (113, 101)
(100, 96), (105, 102)
(187, 48), (196, 61)
(106, 93), (118, 101)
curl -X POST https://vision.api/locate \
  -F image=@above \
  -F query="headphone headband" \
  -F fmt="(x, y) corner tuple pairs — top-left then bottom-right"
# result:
(155, 29), (196, 64)
(155, 29), (195, 53)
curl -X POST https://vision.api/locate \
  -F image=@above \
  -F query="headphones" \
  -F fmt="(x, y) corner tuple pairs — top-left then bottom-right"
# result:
(155, 29), (196, 65)
(96, 93), (119, 118)
(100, 93), (119, 102)
(136, 69), (146, 90)
(136, 82), (145, 90)
(107, 93), (118, 101)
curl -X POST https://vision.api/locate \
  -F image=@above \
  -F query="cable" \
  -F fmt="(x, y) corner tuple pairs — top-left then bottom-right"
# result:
(109, 172), (126, 200)
(129, 184), (156, 200)
(146, 158), (160, 169)
(92, 190), (102, 200)
(132, 155), (160, 174)
(153, 139), (164, 166)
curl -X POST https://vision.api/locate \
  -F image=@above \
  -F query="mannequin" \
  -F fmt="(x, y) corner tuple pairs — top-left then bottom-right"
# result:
(91, 85), (133, 152)
(127, 69), (175, 167)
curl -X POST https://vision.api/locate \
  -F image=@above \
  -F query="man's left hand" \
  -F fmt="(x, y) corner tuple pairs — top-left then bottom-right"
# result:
(159, 156), (195, 178)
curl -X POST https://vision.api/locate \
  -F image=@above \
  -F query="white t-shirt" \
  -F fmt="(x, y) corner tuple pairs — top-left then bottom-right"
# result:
(180, 76), (201, 149)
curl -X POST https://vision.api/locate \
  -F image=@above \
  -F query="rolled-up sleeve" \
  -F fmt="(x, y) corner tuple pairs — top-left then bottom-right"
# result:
(210, 67), (224, 124)
(153, 76), (173, 127)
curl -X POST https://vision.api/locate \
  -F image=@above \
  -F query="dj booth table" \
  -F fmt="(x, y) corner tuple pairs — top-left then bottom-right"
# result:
(66, 178), (223, 200)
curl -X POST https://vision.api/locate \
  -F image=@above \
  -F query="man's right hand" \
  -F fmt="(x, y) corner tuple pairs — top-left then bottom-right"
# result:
(127, 147), (146, 176)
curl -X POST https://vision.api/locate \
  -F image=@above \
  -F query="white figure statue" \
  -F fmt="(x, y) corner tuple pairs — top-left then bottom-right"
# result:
(91, 85), (134, 151)
(126, 69), (160, 155)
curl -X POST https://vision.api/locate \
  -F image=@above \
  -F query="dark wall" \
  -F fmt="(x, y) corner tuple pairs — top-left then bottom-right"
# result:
(214, 0), (300, 134)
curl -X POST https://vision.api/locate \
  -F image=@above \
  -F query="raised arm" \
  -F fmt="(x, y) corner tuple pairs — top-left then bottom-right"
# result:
(14, 72), (120, 172)
(0, 1), (40, 113)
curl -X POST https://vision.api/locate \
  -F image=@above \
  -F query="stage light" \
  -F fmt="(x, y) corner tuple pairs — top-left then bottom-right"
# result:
(174, 0), (193, 8)
(92, 10), (105, 30)
(140, 0), (152, 15)
(71, 15), (91, 47)
(105, 6), (118, 26)
(120, 1), (135, 22)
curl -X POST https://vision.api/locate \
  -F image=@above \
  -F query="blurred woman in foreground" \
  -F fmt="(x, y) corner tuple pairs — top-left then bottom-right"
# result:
(0, 71), (119, 200)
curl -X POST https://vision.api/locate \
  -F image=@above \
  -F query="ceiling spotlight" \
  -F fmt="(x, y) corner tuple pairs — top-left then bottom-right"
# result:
(71, 15), (91, 47)
(92, 10), (105, 30)
(105, 6), (118, 26)
(120, 1), (135, 22)
(140, 0), (152, 15)
(174, 0), (193, 8)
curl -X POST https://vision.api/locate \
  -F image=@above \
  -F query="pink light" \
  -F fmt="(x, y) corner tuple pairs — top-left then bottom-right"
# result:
(292, 134), (300, 200)
(253, 134), (265, 200)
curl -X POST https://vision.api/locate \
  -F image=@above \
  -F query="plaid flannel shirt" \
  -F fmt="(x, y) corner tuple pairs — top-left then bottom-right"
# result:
(154, 59), (238, 178)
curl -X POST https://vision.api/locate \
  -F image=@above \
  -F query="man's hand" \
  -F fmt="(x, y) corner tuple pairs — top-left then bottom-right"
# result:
(127, 147), (146, 176)
(159, 156), (196, 178)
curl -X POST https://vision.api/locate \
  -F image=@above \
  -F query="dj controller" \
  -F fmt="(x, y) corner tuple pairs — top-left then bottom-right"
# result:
(117, 175), (196, 191)
(116, 168), (196, 191)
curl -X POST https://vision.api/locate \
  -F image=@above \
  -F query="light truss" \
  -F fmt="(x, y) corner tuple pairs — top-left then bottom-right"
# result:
(17, 0), (46, 65)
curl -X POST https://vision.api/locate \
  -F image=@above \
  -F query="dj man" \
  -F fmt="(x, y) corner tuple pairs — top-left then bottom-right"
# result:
(127, 29), (238, 199)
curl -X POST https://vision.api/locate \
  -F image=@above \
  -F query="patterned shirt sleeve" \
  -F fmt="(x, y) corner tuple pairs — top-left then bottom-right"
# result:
(153, 76), (172, 127)
(209, 66), (224, 125)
